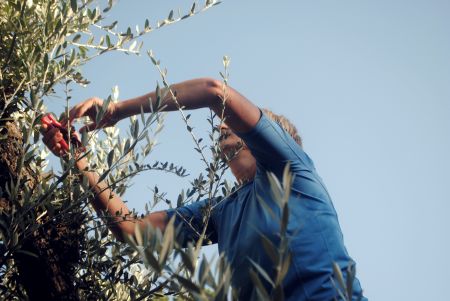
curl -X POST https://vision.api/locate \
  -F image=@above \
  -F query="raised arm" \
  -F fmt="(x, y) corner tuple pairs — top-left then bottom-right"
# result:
(66, 78), (261, 134)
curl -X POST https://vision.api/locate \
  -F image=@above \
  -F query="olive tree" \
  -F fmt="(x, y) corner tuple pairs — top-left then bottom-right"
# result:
(0, 0), (226, 299)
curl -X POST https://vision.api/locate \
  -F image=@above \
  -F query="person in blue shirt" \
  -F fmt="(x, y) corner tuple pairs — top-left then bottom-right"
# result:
(41, 78), (366, 300)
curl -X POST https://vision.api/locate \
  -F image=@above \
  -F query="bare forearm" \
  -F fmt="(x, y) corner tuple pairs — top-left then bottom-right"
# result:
(75, 158), (166, 242)
(114, 77), (260, 133)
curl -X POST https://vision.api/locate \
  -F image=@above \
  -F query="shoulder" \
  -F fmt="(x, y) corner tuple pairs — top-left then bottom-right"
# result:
(238, 111), (316, 175)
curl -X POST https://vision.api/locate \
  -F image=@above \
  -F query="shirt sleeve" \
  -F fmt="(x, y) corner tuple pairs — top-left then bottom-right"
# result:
(236, 110), (315, 177)
(166, 199), (218, 248)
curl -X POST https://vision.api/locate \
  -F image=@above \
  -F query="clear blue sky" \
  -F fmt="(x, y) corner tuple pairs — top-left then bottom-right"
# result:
(47, 1), (450, 300)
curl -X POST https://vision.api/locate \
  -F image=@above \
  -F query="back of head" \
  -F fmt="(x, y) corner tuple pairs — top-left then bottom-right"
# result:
(262, 108), (303, 147)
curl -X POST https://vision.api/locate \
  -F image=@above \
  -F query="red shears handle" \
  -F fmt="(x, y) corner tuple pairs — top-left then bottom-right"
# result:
(41, 113), (83, 152)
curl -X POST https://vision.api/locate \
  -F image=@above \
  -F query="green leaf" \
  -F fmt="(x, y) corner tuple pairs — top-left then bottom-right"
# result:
(267, 171), (283, 208)
(33, 129), (40, 144)
(107, 150), (114, 167)
(277, 252), (292, 285)
(346, 262), (355, 300)
(140, 105), (145, 124)
(15, 249), (38, 258)
(105, 35), (112, 48)
(144, 248), (161, 273)
(132, 120), (139, 139)
(256, 194), (277, 220)
(179, 248), (195, 274)
(282, 163), (293, 203)
(155, 83), (161, 105)
(134, 223), (143, 246)
(148, 52), (160, 66)
(177, 192), (183, 207)
(248, 258), (274, 288)
(124, 138), (130, 153)
(282, 162), (291, 189)
(198, 254), (212, 284)
(173, 275), (200, 294)
(98, 171), (108, 183)
(332, 262), (347, 298)
(281, 203), (289, 235)
(70, 0), (77, 12)
(159, 216), (174, 265)
(69, 48), (75, 63)
(72, 33), (81, 43)
(81, 130), (88, 146)
(260, 235), (279, 265)
(43, 53), (49, 70)
(30, 89), (38, 108)
(249, 269), (271, 300)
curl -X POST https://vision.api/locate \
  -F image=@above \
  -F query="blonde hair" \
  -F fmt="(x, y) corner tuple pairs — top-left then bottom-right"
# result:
(262, 108), (303, 147)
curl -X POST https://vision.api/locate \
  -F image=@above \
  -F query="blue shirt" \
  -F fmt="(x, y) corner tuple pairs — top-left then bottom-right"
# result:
(167, 111), (367, 300)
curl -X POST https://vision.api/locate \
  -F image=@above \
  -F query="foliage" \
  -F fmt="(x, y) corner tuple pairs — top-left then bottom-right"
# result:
(0, 0), (229, 299)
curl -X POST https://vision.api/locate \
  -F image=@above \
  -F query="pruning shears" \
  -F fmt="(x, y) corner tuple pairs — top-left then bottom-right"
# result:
(41, 113), (85, 152)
